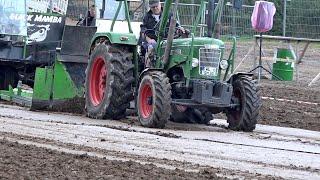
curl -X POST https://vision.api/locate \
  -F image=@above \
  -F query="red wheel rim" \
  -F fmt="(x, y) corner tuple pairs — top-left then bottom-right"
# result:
(89, 56), (107, 106)
(139, 81), (153, 119)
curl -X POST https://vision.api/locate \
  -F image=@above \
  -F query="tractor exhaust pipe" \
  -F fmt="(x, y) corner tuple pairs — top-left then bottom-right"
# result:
(207, 0), (216, 38)
(163, 0), (179, 66)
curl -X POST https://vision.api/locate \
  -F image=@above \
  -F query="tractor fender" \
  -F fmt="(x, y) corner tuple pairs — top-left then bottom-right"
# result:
(138, 68), (163, 82)
(227, 73), (253, 83)
(91, 32), (137, 47)
(89, 35), (136, 55)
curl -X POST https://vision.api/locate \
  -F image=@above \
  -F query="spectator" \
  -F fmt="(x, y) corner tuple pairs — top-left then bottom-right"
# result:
(140, 0), (184, 67)
(83, 5), (96, 26)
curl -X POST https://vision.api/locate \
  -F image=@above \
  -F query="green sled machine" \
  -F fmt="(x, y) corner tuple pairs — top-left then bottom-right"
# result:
(0, 0), (96, 113)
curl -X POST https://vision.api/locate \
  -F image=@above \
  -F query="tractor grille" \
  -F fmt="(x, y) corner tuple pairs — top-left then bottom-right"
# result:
(199, 48), (221, 77)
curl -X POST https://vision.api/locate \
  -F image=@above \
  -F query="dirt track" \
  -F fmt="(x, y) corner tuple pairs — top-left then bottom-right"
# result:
(0, 137), (220, 180)
(232, 41), (320, 132)
(259, 81), (320, 131)
(0, 103), (320, 179)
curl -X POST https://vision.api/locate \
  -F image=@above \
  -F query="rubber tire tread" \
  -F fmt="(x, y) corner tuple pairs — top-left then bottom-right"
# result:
(227, 75), (262, 132)
(85, 44), (134, 120)
(0, 67), (18, 90)
(138, 71), (172, 128)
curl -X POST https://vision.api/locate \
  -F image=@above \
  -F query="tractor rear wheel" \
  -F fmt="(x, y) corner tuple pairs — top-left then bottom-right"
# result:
(171, 106), (213, 124)
(85, 44), (134, 119)
(137, 71), (172, 128)
(227, 75), (261, 132)
(0, 67), (19, 90)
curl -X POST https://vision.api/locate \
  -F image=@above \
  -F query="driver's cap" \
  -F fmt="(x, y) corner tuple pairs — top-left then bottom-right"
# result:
(149, 0), (160, 8)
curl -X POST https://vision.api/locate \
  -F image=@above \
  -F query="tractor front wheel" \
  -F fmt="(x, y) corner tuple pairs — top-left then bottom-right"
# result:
(227, 75), (261, 132)
(138, 71), (172, 128)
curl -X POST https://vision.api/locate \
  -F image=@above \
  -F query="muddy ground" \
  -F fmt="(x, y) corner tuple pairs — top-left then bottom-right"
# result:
(232, 41), (320, 132)
(1, 107), (318, 179)
(0, 137), (221, 180)
(0, 131), (282, 180)
(259, 82), (320, 131)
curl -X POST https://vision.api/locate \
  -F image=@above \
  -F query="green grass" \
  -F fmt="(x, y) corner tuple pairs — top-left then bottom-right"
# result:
(219, 36), (255, 43)
(310, 43), (320, 49)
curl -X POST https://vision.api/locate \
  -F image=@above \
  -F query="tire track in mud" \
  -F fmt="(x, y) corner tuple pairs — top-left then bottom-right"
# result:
(0, 132), (281, 180)
(0, 135), (226, 180)
(1, 118), (320, 179)
(259, 82), (320, 103)
(0, 113), (181, 138)
(1, 104), (320, 155)
(195, 138), (320, 155)
(0, 132), (317, 178)
(1, 113), (320, 155)
(262, 96), (319, 106)
(0, 135), (198, 172)
(1, 103), (320, 179)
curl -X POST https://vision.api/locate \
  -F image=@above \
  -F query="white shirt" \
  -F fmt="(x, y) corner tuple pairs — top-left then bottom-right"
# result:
(152, 14), (160, 22)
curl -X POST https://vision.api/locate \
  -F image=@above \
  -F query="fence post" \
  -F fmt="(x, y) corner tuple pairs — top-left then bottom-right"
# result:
(144, 0), (149, 14)
(232, 8), (236, 36)
(283, 0), (287, 36)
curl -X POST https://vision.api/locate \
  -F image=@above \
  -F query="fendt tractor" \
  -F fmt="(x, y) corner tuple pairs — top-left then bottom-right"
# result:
(0, 0), (262, 132)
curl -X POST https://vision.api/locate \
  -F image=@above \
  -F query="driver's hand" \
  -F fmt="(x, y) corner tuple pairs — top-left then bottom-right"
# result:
(177, 26), (185, 34)
(147, 38), (157, 44)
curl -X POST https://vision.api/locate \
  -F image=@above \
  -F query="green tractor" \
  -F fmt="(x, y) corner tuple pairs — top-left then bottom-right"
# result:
(0, 0), (261, 132)
(85, 0), (261, 131)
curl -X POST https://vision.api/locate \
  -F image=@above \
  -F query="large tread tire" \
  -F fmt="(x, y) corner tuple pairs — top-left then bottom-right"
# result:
(171, 107), (213, 125)
(227, 75), (261, 132)
(137, 71), (172, 128)
(0, 67), (19, 90)
(85, 44), (134, 120)
(0, 67), (4, 90)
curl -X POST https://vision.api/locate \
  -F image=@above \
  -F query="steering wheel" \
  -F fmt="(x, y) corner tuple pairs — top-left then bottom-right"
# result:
(174, 27), (191, 38)
(144, 29), (159, 40)
(144, 28), (190, 41)
(164, 27), (190, 39)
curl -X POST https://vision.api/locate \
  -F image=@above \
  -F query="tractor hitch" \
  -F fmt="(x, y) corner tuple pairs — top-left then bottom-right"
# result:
(172, 80), (233, 108)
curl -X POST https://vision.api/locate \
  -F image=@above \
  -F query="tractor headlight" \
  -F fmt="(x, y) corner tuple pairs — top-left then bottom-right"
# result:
(192, 58), (199, 67)
(220, 60), (229, 70)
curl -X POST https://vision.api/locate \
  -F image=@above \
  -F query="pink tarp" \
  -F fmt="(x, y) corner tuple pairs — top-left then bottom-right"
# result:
(251, 1), (276, 32)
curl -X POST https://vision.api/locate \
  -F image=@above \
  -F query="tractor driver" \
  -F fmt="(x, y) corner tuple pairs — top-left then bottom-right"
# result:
(140, 0), (185, 67)
(82, 5), (96, 26)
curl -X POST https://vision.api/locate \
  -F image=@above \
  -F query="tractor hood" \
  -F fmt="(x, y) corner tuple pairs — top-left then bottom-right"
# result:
(165, 37), (225, 49)
(160, 37), (226, 80)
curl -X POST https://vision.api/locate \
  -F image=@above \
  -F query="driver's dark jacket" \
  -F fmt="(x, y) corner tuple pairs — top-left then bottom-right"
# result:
(140, 9), (180, 41)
